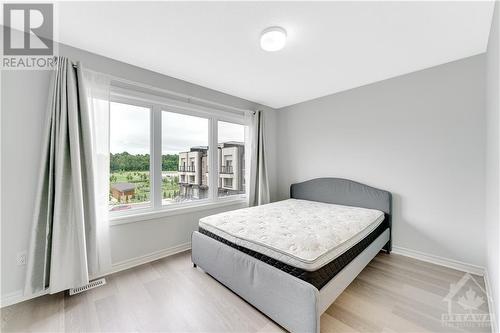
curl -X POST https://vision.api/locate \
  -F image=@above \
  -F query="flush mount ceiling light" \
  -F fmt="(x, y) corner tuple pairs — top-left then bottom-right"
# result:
(260, 26), (287, 52)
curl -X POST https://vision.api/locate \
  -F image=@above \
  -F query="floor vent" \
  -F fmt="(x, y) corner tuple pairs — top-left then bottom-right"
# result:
(69, 278), (106, 295)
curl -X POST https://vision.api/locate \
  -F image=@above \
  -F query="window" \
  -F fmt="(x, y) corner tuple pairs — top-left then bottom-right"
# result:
(109, 102), (151, 212)
(162, 111), (209, 205)
(218, 121), (246, 198)
(108, 88), (248, 219)
(223, 178), (233, 189)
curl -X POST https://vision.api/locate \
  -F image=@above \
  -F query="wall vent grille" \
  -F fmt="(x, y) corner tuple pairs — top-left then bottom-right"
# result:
(69, 278), (106, 295)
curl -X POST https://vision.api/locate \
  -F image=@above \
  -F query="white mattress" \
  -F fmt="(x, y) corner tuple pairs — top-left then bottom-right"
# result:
(198, 199), (385, 271)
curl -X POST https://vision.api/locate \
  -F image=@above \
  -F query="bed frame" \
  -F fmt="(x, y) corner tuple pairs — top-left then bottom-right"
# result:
(191, 178), (392, 333)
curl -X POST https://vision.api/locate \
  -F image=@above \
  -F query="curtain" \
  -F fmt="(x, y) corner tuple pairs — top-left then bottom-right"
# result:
(83, 69), (112, 279)
(246, 110), (270, 206)
(24, 57), (111, 295)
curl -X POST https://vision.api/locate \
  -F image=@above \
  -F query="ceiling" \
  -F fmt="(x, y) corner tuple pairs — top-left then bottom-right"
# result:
(57, 1), (495, 109)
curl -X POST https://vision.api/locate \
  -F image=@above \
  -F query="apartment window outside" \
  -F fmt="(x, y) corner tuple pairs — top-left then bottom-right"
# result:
(109, 102), (151, 212)
(224, 178), (233, 189)
(222, 158), (233, 173)
(218, 121), (246, 198)
(162, 111), (209, 205)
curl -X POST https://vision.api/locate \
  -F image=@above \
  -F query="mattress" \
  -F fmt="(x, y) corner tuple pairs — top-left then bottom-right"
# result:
(198, 199), (385, 271)
(199, 220), (388, 290)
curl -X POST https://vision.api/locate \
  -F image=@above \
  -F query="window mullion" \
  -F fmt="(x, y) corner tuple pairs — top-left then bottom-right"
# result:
(152, 105), (162, 209)
(209, 117), (218, 201)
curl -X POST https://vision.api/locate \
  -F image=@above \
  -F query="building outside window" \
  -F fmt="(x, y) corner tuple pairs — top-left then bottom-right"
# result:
(218, 121), (246, 197)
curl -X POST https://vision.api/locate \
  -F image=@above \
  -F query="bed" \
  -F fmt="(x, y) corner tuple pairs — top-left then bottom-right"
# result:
(191, 178), (392, 333)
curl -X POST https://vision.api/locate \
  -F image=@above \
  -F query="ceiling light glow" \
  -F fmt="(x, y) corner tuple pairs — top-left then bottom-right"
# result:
(260, 26), (287, 52)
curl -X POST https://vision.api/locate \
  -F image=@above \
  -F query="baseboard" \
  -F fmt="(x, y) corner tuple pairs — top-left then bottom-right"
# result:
(484, 269), (498, 333)
(1, 289), (48, 308)
(1, 242), (192, 308)
(392, 246), (485, 276)
(105, 242), (192, 276)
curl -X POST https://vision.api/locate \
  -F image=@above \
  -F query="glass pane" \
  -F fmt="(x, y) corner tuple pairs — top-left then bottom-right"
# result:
(218, 121), (246, 198)
(109, 102), (151, 212)
(162, 111), (209, 205)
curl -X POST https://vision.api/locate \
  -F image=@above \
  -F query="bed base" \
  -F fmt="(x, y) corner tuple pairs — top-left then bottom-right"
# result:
(191, 229), (390, 333)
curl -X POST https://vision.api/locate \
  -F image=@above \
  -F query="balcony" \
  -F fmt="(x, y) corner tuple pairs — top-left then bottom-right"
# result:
(220, 166), (233, 174)
(178, 166), (196, 172)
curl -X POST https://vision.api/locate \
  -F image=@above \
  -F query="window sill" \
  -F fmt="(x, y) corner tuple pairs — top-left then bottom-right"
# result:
(109, 197), (248, 226)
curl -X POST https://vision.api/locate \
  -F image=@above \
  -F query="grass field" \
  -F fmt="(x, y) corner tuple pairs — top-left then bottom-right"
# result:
(109, 170), (180, 207)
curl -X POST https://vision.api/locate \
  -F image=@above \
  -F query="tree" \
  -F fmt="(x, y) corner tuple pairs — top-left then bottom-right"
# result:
(162, 154), (179, 171)
(110, 152), (156, 172)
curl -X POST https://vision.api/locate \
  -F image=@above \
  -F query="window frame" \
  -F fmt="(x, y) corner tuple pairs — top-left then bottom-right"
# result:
(216, 120), (248, 199)
(160, 108), (211, 207)
(108, 86), (248, 225)
(108, 97), (154, 212)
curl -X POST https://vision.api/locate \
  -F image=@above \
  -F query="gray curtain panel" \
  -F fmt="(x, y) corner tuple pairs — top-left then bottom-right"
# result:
(24, 57), (97, 294)
(250, 110), (270, 206)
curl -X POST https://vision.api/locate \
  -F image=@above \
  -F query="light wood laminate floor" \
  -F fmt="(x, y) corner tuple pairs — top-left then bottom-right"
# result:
(1, 251), (492, 333)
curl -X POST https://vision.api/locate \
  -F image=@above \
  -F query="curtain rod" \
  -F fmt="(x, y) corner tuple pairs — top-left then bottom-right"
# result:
(71, 64), (257, 115)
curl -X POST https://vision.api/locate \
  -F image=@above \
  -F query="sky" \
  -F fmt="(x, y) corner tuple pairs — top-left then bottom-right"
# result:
(109, 102), (245, 155)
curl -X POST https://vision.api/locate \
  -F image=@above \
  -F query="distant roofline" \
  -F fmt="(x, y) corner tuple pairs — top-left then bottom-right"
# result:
(178, 141), (244, 154)
(219, 141), (244, 147)
(111, 182), (136, 192)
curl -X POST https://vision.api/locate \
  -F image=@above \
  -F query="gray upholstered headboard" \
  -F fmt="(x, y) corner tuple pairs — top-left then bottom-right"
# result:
(290, 177), (392, 251)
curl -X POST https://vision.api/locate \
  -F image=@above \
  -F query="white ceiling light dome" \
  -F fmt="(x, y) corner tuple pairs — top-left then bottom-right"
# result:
(260, 26), (287, 52)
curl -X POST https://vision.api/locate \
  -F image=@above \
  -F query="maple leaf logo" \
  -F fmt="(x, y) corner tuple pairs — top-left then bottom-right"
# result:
(458, 288), (484, 311)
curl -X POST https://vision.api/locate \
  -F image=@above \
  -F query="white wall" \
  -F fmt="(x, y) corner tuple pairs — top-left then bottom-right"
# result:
(0, 43), (278, 302)
(485, 2), (500, 329)
(277, 55), (487, 267)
